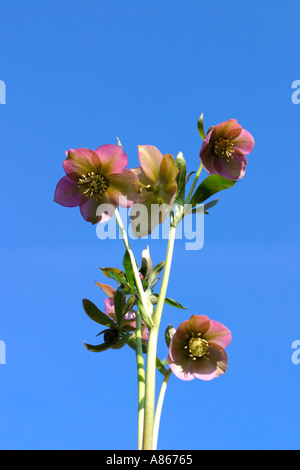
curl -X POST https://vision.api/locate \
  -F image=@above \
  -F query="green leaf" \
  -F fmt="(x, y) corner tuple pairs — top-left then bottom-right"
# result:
(137, 298), (154, 329)
(100, 267), (133, 291)
(197, 113), (206, 140)
(148, 261), (165, 288)
(174, 151), (187, 205)
(123, 250), (135, 288)
(114, 288), (126, 325)
(164, 297), (187, 309)
(100, 267), (126, 281)
(190, 175), (236, 207)
(185, 198), (220, 216)
(116, 137), (123, 148)
(152, 293), (187, 309)
(84, 329), (121, 352)
(95, 282), (116, 298)
(82, 299), (117, 329)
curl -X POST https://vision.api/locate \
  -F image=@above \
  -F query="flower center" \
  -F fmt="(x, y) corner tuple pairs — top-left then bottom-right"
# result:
(214, 137), (234, 162)
(188, 336), (208, 359)
(78, 172), (110, 200)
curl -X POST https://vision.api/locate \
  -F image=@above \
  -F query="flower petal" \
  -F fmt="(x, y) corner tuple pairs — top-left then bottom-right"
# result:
(168, 354), (196, 381)
(204, 320), (232, 348)
(210, 119), (242, 141)
(95, 144), (128, 176)
(54, 175), (86, 207)
(212, 150), (248, 181)
(107, 170), (140, 207)
(138, 145), (164, 183)
(80, 195), (116, 224)
(232, 129), (255, 155)
(63, 148), (102, 175)
(199, 138), (215, 174)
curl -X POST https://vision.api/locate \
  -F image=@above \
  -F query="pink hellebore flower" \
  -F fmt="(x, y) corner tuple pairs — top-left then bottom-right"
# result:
(131, 145), (179, 237)
(54, 145), (139, 224)
(200, 119), (255, 181)
(168, 315), (232, 381)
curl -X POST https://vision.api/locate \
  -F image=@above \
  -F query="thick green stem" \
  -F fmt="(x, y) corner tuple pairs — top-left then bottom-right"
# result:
(114, 209), (146, 449)
(153, 369), (172, 450)
(142, 225), (177, 450)
(185, 163), (203, 205)
(135, 308), (145, 450)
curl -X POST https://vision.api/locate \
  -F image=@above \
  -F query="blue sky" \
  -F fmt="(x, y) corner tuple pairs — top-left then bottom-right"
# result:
(0, 0), (299, 450)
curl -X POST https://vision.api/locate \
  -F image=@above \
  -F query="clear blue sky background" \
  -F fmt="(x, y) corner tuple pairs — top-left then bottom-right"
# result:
(1, 0), (299, 450)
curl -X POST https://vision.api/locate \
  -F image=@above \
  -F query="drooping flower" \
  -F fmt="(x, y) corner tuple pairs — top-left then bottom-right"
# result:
(54, 145), (140, 224)
(130, 145), (179, 237)
(200, 119), (255, 181)
(168, 315), (232, 381)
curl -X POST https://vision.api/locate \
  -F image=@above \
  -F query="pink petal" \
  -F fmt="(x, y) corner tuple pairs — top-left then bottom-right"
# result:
(54, 175), (86, 207)
(168, 355), (196, 381)
(212, 150), (248, 181)
(107, 170), (140, 207)
(232, 129), (255, 155)
(211, 119), (242, 141)
(204, 320), (232, 348)
(63, 148), (102, 175)
(193, 345), (228, 380)
(199, 138), (215, 174)
(105, 297), (115, 316)
(80, 195), (115, 224)
(95, 144), (128, 176)
(138, 145), (164, 183)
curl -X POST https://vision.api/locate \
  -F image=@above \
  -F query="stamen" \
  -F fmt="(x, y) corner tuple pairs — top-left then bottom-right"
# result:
(78, 172), (110, 201)
(214, 138), (234, 163)
(188, 336), (208, 359)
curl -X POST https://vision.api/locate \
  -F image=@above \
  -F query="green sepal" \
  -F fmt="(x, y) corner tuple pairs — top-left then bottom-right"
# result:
(190, 175), (236, 207)
(82, 299), (117, 329)
(197, 113), (206, 140)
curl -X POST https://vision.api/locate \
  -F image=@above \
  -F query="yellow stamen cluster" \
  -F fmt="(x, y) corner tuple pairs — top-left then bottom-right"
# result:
(214, 137), (234, 163)
(184, 333), (209, 360)
(78, 172), (109, 200)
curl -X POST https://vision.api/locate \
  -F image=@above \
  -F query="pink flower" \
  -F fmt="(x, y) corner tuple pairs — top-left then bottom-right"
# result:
(200, 119), (255, 181)
(131, 145), (179, 237)
(168, 315), (232, 381)
(54, 145), (140, 224)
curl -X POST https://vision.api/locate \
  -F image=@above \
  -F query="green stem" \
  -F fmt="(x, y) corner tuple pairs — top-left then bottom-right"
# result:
(185, 163), (203, 205)
(114, 209), (146, 449)
(142, 224), (177, 450)
(153, 369), (172, 450)
(114, 209), (154, 326)
(135, 308), (145, 450)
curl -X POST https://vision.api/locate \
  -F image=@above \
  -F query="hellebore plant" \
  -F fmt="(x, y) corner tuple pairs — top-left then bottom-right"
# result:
(54, 114), (255, 450)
